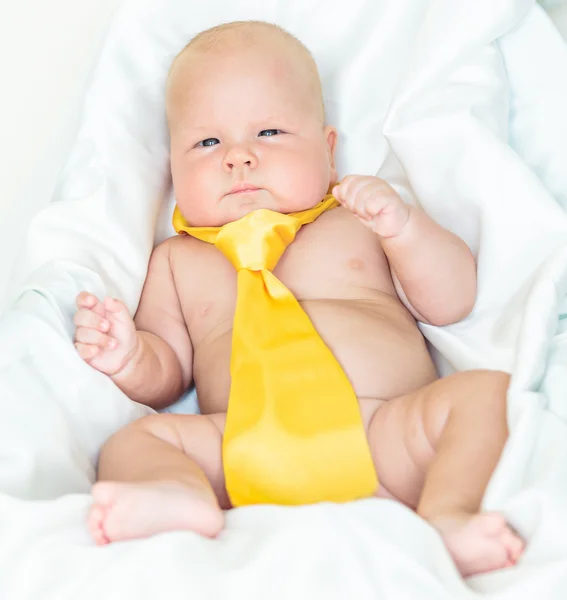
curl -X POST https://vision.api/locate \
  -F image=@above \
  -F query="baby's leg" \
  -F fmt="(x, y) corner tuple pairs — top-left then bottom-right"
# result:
(88, 413), (228, 544)
(366, 370), (524, 576)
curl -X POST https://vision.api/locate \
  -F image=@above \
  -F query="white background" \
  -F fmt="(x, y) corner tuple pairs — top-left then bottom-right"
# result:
(0, 0), (123, 306)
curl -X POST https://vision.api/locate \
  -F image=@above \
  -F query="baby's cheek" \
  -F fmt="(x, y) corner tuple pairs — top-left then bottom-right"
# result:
(174, 168), (223, 227)
(175, 183), (215, 226)
(307, 155), (336, 200)
(295, 151), (331, 197)
(181, 201), (224, 227)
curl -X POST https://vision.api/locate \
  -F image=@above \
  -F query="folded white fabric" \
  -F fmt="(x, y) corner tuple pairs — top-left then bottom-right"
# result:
(2, 0), (567, 598)
(505, 3), (567, 210)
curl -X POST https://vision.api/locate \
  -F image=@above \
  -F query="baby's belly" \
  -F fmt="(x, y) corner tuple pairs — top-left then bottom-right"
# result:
(192, 295), (438, 414)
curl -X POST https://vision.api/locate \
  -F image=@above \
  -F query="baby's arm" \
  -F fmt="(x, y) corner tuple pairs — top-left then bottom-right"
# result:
(334, 176), (476, 326)
(380, 205), (476, 325)
(116, 240), (192, 408)
(74, 241), (192, 409)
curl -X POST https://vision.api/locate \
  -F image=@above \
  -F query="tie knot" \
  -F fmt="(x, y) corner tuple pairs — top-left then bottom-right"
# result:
(215, 210), (300, 271)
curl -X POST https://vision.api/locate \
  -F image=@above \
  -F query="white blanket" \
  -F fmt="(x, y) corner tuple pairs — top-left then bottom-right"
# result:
(2, 1), (567, 598)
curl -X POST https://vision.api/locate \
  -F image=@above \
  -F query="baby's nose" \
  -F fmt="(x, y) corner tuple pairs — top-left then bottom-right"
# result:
(223, 145), (257, 170)
(226, 158), (252, 168)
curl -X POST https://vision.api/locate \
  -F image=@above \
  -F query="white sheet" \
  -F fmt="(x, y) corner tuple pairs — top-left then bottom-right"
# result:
(0, 0), (124, 309)
(2, 1), (567, 598)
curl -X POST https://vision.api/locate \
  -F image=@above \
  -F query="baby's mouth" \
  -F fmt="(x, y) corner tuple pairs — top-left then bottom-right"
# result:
(226, 183), (261, 196)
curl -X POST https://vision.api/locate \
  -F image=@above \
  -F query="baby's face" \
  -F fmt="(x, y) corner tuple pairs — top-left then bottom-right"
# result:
(168, 44), (337, 226)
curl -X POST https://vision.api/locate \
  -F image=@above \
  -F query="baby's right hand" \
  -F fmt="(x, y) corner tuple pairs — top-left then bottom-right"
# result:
(74, 292), (139, 376)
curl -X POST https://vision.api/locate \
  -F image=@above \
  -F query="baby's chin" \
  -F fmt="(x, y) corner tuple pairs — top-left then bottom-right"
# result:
(219, 191), (295, 222)
(226, 196), (321, 221)
(227, 193), (277, 218)
(180, 190), (321, 227)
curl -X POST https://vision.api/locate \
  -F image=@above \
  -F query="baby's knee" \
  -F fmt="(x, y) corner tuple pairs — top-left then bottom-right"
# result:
(129, 412), (174, 435)
(441, 369), (510, 400)
(425, 370), (510, 428)
(462, 370), (510, 398)
(100, 413), (184, 458)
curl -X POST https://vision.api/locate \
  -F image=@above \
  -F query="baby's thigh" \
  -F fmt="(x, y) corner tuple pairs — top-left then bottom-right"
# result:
(172, 412), (228, 502)
(361, 391), (435, 509)
(128, 411), (229, 506)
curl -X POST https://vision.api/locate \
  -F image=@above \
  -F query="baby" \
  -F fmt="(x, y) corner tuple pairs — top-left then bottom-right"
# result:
(76, 21), (524, 576)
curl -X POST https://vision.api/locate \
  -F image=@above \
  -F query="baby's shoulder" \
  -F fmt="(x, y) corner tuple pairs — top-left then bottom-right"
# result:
(158, 234), (202, 268)
(159, 233), (225, 283)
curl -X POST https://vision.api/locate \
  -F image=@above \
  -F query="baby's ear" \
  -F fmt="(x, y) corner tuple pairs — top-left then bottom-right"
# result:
(324, 126), (338, 181)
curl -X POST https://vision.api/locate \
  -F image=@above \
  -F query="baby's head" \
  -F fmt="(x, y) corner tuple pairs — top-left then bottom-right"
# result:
(166, 21), (337, 227)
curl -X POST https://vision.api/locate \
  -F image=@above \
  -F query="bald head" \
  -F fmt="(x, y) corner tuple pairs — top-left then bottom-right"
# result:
(174, 20), (312, 56)
(166, 21), (325, 127)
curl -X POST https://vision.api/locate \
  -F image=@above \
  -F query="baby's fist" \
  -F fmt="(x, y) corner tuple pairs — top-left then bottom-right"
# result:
(74, 292), (139, 376)
(333, 175), (409, 238)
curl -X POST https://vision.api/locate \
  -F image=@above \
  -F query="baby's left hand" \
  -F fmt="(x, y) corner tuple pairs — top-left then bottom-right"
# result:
(332, 175), (410, 238)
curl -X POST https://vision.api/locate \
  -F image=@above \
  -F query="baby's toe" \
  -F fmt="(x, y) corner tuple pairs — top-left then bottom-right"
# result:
(505, 529), (525, 564)
(480, 512), (507, 535)
(91, 481), (118, 507)
(88, 504), (110, 546)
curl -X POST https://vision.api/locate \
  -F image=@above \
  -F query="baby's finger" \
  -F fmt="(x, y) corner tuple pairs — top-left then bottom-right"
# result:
(103, 297), (131, 323)
(76, 292), (106, 317)
(73, 308), (110, 332)
(333, 175), (358, 203)
(355, 183), (384, 218)
(76, 291), (93, 308)
(331, 183), (341, 201)
(74, 342), (100, 361)
(74, 326), (117, 350)
(336, 176), (374, 210)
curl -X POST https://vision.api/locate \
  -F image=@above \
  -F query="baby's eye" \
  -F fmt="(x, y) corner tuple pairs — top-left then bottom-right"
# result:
(258, 129), (282, 137)
(197, 138), (220, 147)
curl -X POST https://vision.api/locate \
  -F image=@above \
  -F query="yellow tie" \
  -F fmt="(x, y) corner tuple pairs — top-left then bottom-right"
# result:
(173, 195), (378, 506)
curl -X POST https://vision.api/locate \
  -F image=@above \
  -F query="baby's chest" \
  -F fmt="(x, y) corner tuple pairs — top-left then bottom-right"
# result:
(176, 249), (331, 344)
(174, 211), (388, 342)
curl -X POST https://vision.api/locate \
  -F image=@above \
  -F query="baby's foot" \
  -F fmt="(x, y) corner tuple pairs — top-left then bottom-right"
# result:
(430, 512), (525, 577)
(88, 481), (224, 545)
